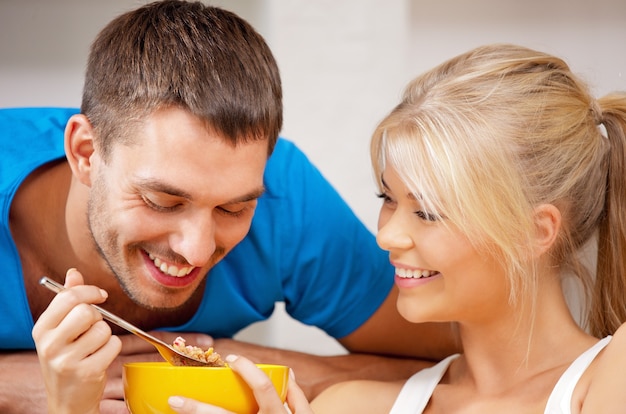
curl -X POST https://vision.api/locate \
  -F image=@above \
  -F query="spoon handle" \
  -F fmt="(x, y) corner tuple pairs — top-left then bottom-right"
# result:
(39, 276), (216, 367)
(39, 276), (166, 345)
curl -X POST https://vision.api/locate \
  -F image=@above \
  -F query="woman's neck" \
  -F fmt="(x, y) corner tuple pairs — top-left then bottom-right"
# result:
(450, 272), (595, 395)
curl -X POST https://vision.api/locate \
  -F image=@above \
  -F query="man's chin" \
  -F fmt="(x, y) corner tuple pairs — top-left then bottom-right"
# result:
(134, 298), (191, 313)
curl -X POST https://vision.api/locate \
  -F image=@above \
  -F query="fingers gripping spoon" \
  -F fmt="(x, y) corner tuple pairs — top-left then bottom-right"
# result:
(39, 276), (213, 367)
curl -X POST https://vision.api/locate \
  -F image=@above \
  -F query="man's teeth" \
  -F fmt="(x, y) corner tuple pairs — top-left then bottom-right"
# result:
(148, 253), (194, 277)
(396, 268), (438, 279)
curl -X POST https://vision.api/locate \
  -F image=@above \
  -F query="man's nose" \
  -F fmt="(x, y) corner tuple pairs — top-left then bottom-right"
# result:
(169, 213), (216, 267)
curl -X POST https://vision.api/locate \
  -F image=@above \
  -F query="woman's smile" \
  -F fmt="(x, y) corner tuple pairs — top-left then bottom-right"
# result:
(393, 264), (442, 288)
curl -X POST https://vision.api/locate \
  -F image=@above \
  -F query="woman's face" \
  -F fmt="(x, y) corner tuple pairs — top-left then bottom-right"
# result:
(376, 166), (510, 326)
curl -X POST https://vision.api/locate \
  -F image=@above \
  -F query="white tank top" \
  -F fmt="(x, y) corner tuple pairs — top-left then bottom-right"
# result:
(389, 336), (612, 414)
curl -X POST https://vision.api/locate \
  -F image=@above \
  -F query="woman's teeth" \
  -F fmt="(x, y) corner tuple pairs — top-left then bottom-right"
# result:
(396, 268), (438, 279)
(148, 253), (194, 277)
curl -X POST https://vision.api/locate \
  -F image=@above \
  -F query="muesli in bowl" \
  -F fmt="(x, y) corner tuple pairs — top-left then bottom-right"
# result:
(171, 336), (225, 367)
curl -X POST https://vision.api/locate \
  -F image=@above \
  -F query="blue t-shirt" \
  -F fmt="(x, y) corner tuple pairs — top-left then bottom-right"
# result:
(0, 107), (393, 349)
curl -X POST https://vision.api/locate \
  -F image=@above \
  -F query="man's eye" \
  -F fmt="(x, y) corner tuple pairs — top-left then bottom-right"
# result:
(217, 206), (246, 217)
(142, 195), (179, 212)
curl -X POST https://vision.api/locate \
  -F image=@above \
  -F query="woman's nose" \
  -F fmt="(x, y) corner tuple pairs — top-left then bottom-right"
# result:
(377, 211), (414, 252)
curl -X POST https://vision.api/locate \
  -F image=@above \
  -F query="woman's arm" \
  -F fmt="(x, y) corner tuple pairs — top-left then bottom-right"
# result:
(582, 323), (626, 413)
(311, 379), (403, 414)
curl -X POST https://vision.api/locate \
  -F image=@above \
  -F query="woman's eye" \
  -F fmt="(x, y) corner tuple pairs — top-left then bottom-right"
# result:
(415, 210), (440, 222)
(376, 192), (394, 204)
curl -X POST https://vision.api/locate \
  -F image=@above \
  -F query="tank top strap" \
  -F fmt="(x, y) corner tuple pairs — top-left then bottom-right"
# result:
(389, 353), (460, 414)
(544, 336), (612, 414)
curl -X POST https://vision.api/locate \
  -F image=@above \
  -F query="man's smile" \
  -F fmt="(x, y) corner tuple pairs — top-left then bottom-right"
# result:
(148, 252), (195, 277)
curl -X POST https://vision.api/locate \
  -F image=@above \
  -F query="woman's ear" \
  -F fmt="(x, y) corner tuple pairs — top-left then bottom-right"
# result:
(64, 114), (96, 187)
(533, 203), (561, 257)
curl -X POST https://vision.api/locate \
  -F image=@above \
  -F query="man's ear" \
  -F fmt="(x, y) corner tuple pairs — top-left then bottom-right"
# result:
(533, 203), (561, 257)
(64, 114), (96, 186)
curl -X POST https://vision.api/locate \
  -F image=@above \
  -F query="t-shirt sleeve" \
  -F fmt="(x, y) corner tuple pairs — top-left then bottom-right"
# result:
(268, 140), (394, 339)
(0, 107), (76, 349)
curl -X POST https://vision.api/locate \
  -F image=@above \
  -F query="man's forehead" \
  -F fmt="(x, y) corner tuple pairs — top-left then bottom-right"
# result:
(137, 107), (272, 154)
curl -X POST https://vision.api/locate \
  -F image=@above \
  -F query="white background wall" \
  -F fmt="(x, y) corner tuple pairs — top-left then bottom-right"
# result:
(1, 0), (624, 355)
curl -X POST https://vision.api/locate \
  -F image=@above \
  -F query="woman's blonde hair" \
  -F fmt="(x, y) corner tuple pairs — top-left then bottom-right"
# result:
(371, 44), (626, 337)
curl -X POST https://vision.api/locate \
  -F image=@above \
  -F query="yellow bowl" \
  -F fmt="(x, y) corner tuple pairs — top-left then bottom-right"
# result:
(123, 362), (289, 414)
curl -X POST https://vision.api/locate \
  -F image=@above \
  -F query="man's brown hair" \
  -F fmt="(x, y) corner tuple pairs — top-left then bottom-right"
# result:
(81, 0), (282, 159)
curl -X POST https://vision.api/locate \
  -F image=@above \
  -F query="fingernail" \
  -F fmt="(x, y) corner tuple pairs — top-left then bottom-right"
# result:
(99, 289), (108, 299)
(168, 396), (184, 408)
(197, 336), (214, 347)
(289, 368), (296, 380)
(225, 354), (239, 363)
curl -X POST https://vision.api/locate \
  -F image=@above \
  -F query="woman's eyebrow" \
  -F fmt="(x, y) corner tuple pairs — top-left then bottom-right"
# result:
(380, 176), (390, 190)
(380, 175), (422, 201)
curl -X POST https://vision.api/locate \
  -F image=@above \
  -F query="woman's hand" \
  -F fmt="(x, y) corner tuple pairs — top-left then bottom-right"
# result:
(168, 355), (313, 414)
(31, 268), (122, 414)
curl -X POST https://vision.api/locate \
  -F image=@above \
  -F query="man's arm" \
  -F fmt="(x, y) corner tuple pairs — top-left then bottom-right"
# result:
(338, 285), (460, 360)
(1, 334), (435, 413)
(0, 346), (149, 414)
(212, 288), (460, 400)
(0, 332), (214, 414)
(212, 337), (435, 400)
(0, 351), (130, 414)
(0, 352), (48, 413)
(3, 318), (452, 414)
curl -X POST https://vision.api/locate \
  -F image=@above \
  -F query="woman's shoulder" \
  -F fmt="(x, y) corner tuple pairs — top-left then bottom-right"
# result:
(311, 379), (404, 414)
(579, 325), (626, 412)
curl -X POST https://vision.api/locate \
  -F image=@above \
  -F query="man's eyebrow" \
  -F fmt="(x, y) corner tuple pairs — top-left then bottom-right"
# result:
(136, 178), (192, 199)
(135, 178), (265, 204)
(226, 186), (266, 204)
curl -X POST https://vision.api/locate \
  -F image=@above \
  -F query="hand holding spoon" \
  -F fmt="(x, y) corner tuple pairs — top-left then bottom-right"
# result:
(39, 276), (215, 367)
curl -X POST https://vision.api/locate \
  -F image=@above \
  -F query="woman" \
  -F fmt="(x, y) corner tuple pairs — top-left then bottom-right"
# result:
(33, 44), (626, 413)
(311, 43), (626, 413)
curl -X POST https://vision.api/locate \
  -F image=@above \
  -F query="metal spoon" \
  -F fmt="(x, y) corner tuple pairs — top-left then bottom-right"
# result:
(39, 276), (214, 367)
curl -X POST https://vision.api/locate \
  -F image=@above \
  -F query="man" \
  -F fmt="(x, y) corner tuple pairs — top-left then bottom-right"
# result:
(1, 1), (457, 412)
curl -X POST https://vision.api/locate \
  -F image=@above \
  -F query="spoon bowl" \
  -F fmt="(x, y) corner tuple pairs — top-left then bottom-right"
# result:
(39, 276), (217, 367)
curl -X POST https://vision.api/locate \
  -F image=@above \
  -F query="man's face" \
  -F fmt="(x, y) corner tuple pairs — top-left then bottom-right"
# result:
(87, 107), (268, 310)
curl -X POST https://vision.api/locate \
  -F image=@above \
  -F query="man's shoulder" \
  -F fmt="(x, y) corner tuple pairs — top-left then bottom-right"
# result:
(267, 138), (307, 169)
(264, 138), (327, 195)
(0, 107), (79, 128)
(0, 106), (78, 150)
(0, 107), (74, 196)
